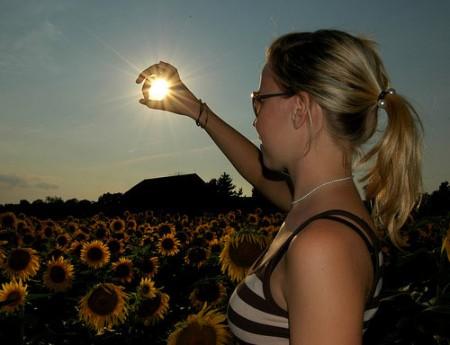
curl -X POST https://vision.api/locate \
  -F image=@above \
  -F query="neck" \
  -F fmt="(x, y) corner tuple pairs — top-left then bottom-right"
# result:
(287, 149), (353, 210)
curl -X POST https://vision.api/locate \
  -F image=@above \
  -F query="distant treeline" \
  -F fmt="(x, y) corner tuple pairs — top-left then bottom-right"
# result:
(0, 173), (280, 219)
(1, 176), (449, 221)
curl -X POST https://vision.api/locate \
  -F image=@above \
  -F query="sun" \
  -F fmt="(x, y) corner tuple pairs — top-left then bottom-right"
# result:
(149, 78), (169, 100)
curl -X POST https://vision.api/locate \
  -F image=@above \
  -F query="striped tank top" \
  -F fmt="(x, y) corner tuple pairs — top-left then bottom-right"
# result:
(227, 209), (384, 345)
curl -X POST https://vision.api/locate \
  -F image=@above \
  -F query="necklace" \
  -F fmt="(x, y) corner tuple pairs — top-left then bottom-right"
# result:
(291, 175), (354, 205)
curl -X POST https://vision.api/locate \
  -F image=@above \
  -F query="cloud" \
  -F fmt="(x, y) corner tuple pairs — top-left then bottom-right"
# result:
(0, 19), (66, 75)
(0, 174), (59, 190)
(116, 146), (216, 166)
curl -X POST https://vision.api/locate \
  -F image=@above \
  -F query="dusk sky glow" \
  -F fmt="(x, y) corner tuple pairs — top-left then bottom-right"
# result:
(1, 0), (449, 205)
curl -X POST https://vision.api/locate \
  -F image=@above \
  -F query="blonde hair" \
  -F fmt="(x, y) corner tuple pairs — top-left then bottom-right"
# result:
(266, 30), (424, 250)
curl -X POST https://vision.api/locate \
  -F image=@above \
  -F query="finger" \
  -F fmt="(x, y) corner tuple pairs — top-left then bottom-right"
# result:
(141, 79), (151, 100)
(139, 98), (164, 110)
(136, 64), (158, 84)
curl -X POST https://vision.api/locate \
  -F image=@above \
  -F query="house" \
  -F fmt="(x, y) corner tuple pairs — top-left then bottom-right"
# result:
(122, 173), (217, 210)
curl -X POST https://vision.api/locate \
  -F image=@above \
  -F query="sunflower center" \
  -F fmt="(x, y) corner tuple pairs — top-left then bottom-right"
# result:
(87, 285), (119, 316)
(44, 227), (53, 237)
(50, 265), (66, 283)
(137, 293), (162, 317)
(1, 214), (16, 229)
(162, 238), (175, 250)
(108, 240), (121, 254)
(176, 231), (187, 242)
(188, 247), (207, 263)
(159, 225), (171, 235)
(96, 228), (107, 238)
(197, 283), (220, 302)
(229, 239), (264, 267)
(142, 285), (150, 295)
(174, 323), (216, 345)
(6, 291), (21, 305)
(87, 247), (104, 262)
(142, 259), (155, 274)
(112, 221), (123, 232)
(9, 249), (31, 271)
(211, 243), (221, 253)
(116, 263), (130, 277)
(57, 236), (68, 246)
(204, 231), (213, 241)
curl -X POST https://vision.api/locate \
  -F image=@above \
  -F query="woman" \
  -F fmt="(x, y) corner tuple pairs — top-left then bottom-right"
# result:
(136, 29), (423, 345)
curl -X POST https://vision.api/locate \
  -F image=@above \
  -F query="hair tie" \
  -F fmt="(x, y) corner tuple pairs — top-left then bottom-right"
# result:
(377, 88), (396, 109)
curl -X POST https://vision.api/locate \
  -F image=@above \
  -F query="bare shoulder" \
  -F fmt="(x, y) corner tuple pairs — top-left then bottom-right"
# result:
(285, 219), (373, 296)
(288, 217), (372, 256)
(283, 219), (371, 345)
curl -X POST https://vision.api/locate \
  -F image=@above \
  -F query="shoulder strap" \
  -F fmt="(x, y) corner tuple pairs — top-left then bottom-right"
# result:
(265, 209), (382, 306)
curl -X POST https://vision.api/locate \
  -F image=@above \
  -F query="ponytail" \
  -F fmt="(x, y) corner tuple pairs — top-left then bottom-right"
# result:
(357, 92), (424, 250)
(266, 30), (425, 250)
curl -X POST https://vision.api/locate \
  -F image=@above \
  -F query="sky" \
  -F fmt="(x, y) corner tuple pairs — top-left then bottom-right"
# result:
(0, 0), (449, 205)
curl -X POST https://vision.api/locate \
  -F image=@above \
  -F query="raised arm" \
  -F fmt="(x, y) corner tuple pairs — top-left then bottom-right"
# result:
(136, 61), (293, 212)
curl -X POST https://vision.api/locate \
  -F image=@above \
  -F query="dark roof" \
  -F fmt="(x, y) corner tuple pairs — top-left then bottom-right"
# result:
(122, 173), (215, 209)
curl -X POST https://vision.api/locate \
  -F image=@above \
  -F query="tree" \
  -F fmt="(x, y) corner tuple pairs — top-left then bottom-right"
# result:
(216, 172), (242, 198)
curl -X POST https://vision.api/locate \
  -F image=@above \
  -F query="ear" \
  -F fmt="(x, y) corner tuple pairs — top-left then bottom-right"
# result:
(291, 91), (311, 129)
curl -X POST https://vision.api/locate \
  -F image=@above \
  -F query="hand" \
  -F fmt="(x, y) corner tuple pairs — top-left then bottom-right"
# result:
(136, 61), (200, 118)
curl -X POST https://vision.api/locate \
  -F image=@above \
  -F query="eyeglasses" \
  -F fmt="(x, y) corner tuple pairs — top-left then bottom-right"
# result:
(251, 91), (294, 117)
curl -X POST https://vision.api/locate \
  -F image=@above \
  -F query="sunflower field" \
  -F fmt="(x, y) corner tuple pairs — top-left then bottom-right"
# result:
(0, 208), (450, 345)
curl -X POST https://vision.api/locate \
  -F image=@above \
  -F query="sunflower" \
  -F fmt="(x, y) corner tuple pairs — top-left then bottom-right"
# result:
(247, 213), (259, 225)
(109, 218), (125, 233)
(80, 240), (111, 269)
(107, 238), (125, 257)
(69, 240), (83, 258)
(0, 229), (22, 247)
(209, 219), (219, 230)
(126, 219), (137, 231)
(158, 222), (175, 236)
(157, 233), (181, 257)
(21, 230), (35, 247)
(0, 212), (18, 230)
(73, 229), (88, 242)
(94, 222), (110, 240)
(2, 247), (40, 280)
(167, 303), (232, 345)
(0, 279), (28, 313)
(219, 231), (268, 282)
(179, 230), (192, 246)
(40, 224), (56, 239)
(441, 228), (450, 262)
(208, 239), (222, 254)
(47, 248), (65, 261)
(189, 280), (227, 310)
(79, 283), (128, 335)
(112, 257), (134, 284)
(43, 256), (74, 292)
(140, 256), (159, 278)
(138, 277), (158, 299)
(203, 230), (216, 242)
(195, 224), (210, 234)
(65, 221), (79, 234)
(226, 211), (236, 223)
(55, 233), (72, 249)
(140, 235), (154, 248)
(136, 289), (170, 326)
(185, 246), (210, 268)
(17, 221), (32, 235)
(0, 248), (6, 266)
